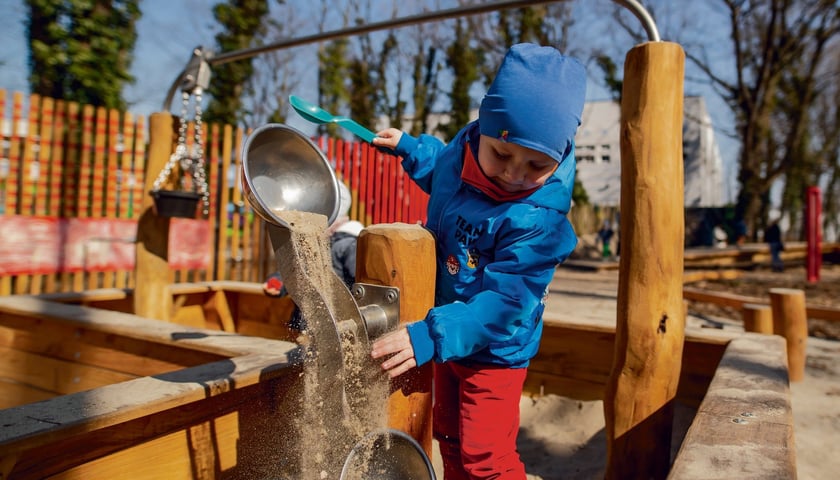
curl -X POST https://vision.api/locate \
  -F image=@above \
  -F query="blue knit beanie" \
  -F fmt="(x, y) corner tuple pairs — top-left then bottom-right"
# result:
(479, 43), (587, 163)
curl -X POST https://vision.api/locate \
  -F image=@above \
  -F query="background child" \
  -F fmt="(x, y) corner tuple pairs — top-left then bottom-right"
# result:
(370, 43), (586, 479)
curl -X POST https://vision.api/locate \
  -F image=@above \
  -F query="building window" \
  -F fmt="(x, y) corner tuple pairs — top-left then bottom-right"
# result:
(601, 155), (611, 163)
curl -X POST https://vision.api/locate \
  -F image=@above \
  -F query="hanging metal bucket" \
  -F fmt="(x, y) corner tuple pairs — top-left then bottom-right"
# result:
(340, 428), (436, 480)
(241, 123), (340, 229)
(150, 189), (202, 218)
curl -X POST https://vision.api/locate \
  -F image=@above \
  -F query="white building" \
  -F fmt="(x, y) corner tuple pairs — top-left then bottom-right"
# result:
(575, 96), (725, 207)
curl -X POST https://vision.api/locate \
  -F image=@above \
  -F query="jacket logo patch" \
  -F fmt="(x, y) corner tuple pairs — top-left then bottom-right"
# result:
(467, 248), (480, 269)
(446, 254), (460, 275)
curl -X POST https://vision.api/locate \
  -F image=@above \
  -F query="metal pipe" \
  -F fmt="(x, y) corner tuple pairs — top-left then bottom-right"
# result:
(210, 0), (558, 67)
(162, 0), (661, 110)
(612, 0), (661, 42)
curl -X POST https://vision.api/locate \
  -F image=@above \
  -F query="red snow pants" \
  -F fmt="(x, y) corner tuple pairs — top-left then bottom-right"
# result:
(433, 361), (527, 479)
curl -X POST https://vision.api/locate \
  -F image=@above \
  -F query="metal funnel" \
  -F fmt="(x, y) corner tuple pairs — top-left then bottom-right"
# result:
(241, 123), (340, 228)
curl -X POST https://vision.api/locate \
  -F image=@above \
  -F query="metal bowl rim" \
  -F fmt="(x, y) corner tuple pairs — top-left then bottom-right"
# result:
(241, 123), (340, 228)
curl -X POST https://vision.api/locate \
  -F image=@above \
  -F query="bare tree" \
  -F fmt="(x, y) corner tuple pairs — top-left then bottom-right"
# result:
(684, 0), (840, 239)
(242, 3), (303, 127)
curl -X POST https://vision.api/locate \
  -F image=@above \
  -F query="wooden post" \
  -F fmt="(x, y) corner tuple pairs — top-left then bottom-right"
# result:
(742, 303), (773, 334)
(134, 112), (175, 320)
(355, 223), (435, 458)
(604, 41), (686, 480)
(769, 288), (808, 382)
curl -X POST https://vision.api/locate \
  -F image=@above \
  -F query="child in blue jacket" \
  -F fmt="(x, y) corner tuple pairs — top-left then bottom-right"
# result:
(371, 43), (586, 479)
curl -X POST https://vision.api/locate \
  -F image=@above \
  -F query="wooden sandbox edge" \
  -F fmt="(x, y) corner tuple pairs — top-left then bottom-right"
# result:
(668, 333), (795, 479)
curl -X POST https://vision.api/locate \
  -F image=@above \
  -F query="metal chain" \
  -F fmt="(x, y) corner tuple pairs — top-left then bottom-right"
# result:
(151, 90), (210, 218)
(152, 91), (191, 192)
(192, 89), (210, 216)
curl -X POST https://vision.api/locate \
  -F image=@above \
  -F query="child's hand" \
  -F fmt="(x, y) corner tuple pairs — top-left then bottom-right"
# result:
(371, 327), (417, 378)
(373, 128), (402, 151)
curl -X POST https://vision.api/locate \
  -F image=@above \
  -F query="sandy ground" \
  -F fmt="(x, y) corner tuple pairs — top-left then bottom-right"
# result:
(430, 265), (840, 479)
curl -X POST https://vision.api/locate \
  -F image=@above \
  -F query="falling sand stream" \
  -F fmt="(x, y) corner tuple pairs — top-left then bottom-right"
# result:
(270, 210), (390, 478)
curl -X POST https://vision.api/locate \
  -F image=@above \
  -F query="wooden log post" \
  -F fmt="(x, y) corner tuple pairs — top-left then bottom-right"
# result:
(134, 112), (175, 320)
(742, 303), (773, 334)
(355, 223), (435, 458)
(604, 41), (686, 480)
(769, 288), (808, 382)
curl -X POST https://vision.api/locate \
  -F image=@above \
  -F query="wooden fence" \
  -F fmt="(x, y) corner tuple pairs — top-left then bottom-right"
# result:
(0, 89), (428, 295)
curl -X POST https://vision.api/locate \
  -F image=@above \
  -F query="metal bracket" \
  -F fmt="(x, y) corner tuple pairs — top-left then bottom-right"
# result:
(180, 47), (213, 94)
(350, 283), (400, 340)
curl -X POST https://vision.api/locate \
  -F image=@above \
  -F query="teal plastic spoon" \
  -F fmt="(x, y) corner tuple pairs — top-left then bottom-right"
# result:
(289, 95), (376, 143)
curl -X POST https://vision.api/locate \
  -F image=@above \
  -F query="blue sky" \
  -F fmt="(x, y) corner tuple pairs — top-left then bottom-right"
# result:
(0, 0), (739, 201)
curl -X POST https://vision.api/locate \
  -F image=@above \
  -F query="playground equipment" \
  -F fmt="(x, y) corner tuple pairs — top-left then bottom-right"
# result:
(0, 1), (800, 479)
(240, 122), (429, 477)
(150, 51), (211, 219)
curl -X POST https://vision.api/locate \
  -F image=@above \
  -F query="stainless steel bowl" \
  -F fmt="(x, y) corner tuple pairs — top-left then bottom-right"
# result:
(341, 428), (436, 480)
(241, 123), (340, 229)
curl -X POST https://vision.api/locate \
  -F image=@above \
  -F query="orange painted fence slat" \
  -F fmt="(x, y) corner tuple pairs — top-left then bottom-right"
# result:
(0, 89), (428, 294)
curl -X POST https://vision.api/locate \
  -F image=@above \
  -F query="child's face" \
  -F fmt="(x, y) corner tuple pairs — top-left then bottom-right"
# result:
(477, 135), (559, 193)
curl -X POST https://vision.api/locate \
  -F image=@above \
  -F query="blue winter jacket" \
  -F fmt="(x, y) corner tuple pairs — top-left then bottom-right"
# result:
(397, 121), (578, 368)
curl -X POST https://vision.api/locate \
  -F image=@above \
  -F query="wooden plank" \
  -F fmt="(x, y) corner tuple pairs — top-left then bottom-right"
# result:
(0, 92), (24, 296)
(37, 288), (131, 304)
(526, 322), (615, 399)
(683, 286), (758, 309)
(46, 100), (64, 219)
(684, 286), (840, 322)
(57, 100), (77, 292)
(526, 321), (731, 407)
(130, 115), (147, 221)
(62, 101), (81, 220)
(806, 304), (840, 322)
(0, 299), (224, 367)
(228, 128), (244, 281)
(234, 293), (297, 328)
(669, 335), (796, 479)
(0, 325), (185, 378)
(90, 107), (107, 219)
(682, 269), (741, 284)
(5, 92), (24, 215)
(202, 123), (222, 283)
(215, 123), (233, 281)
(235, 319), (298, 342)
(32, 96), (55, 293)
(14, 94), (41, 295)
(0, 346), (137, 396)
(0, 378), (54, 410)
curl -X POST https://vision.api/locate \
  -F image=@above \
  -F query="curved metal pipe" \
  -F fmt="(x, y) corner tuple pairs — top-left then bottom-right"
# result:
(613, 0), (661, 42)
(162, 0), (661, 110)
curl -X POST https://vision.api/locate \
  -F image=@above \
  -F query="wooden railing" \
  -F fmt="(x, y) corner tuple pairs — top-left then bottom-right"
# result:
(0, 89), (428, 295)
